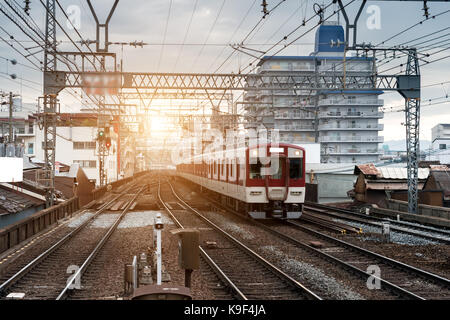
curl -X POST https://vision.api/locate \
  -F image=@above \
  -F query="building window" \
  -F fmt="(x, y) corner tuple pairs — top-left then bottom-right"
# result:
(28, 143), (34, 154)
(28, 122), (33, 134)
(73, 141), (96, 149)
(74, 160), (96, 168)
(439, 144), (447, 150)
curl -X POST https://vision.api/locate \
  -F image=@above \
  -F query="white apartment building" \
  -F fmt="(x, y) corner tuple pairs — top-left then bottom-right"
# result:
(33, 113), (120, 185)
(0, 96), (136, 184)
(244, 21), (384, 164)
(428, 123), (450, 164)
(0, 98), (36, 156)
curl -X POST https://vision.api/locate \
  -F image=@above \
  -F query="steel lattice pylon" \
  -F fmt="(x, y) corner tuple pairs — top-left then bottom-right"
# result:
(41, 0), (57, 207)
(404, 49), (421, 213)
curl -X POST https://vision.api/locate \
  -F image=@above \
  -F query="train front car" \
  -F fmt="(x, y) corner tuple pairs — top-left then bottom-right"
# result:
(246, 143), (305, 219)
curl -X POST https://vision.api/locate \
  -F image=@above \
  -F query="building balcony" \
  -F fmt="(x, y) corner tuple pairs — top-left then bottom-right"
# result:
(319, 111), (384, 119)
(320, 136), (384, 143)
(274, 113), (315, 120)
(319, 124), (384, 131)
(322, 149), (383, 155)
(17, 131), (35, 137)
(259, 65), (316, 72)
(318, 98), (384, 106)
(277, 124), (315, 131)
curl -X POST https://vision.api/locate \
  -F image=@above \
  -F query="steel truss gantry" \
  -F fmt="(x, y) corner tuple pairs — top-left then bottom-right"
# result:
(44, 71), (405, 94)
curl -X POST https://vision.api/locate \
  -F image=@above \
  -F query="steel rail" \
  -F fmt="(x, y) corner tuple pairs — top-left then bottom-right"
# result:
(164, 181), (322, 300)
(175, 179), (450, 299)
(56, 184), (147, 300)
(157, 179), (247, 300)
(286, 220), (450, 291)
(300, 211), (362, 234)
(303, 203), (450, 244)
(178, 185), (425, 300)
(0, 179), (141, 295)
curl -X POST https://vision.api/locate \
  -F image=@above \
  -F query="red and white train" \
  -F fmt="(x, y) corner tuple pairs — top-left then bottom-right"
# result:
(176, 143), (306, 219)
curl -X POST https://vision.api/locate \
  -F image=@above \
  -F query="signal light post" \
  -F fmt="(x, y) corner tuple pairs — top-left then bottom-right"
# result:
(97, 127), (109, 187)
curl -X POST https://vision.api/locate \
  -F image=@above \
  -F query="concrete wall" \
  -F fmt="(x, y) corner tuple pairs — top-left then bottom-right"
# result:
(313, 173), (356, 203)
(387, 198), (450, 220)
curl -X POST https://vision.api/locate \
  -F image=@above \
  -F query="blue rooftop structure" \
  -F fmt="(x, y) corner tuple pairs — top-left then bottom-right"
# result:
(257, 23), (371, 66)
(314, 23), (345, 53)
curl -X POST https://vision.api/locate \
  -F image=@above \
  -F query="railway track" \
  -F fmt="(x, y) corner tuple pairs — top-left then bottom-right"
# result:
(300, 211), (362, 234)
(303, 203), (450, 245)
(0, 179), (146, 300)
(174, 181), (450, 300)
(275, 220), (450, 300)
(157, 179), (321, 300)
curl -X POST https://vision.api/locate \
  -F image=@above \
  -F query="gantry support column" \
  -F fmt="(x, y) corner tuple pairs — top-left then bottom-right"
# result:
(398, 49), (421, 213)
(42, 0), (57, 207)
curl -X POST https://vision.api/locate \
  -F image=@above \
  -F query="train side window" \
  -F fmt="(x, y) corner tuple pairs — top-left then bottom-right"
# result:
(249, 159), (263, 179)
(289, 158), (303, 179)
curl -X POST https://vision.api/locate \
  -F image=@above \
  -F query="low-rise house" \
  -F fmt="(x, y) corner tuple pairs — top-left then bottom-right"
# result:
(351, 163), (429, 207)
(422, 165), (450, 207)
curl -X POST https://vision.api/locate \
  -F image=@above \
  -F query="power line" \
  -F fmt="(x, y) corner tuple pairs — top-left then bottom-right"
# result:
(376, 9), (450, 47)
(172, 0), (199, 72)
(213, 0), (288, 73)
(191, 0), (226, 70)
(208, 0), (258, 73)
(157, 0), (173, 72)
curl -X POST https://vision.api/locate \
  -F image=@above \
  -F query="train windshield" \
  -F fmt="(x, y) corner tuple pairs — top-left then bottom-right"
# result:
(271, 158), (283, 180)
(289, 158), (303, 179)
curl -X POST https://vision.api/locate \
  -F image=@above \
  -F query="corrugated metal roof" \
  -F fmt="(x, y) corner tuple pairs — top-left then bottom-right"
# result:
(377, 167), (429, 180)
(355, 163), (379, 175)
(429, 165), (449, 171)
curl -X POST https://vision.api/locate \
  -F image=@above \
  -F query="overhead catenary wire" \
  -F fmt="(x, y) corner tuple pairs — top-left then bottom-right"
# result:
(213, 0), (288, 73)
(157, 0), (173, 72)
(208, 0), (258, 73)
(191, 0), (226, 71)
(172, 0), (199, 72)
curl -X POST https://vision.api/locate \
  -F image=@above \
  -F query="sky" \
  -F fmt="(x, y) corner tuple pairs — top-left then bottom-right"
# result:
(0, 0), (449, 142)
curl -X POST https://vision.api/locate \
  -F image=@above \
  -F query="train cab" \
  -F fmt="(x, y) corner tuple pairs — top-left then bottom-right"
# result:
(246, 144), (305, 219)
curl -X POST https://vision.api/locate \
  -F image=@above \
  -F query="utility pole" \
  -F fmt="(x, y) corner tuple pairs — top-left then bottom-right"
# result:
(9, 92), (13, 143)
(87, 0), (119, 187)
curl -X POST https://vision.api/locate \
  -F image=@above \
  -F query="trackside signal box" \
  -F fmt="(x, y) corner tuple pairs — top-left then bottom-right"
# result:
(171, 228), (200, 270)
